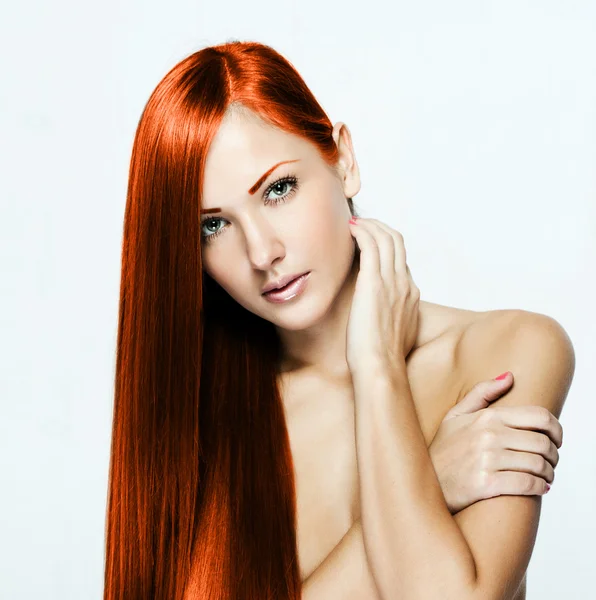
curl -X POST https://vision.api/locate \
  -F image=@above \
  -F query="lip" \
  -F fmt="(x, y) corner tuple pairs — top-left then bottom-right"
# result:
(262, 272), (311, 303)
(261, 271), (310, 295)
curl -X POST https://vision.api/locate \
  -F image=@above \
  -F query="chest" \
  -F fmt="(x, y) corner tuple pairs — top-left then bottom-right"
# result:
(281, 341), (463, 584)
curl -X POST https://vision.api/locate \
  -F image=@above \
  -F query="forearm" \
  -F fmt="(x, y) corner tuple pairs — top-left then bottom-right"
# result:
(352, 360), (477, 599)
(302, 520), (380, 600)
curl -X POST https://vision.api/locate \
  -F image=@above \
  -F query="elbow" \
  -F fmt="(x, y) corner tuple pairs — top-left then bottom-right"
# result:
(459, 575), (527, 600)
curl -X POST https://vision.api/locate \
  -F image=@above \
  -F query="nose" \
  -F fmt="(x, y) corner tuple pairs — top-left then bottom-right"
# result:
(243, 215), (286, 270)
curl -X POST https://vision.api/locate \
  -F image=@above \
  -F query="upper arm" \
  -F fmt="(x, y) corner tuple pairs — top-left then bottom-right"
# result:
(454, 310), (575, 600)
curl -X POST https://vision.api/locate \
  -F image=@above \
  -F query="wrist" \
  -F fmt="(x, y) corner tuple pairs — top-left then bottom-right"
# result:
(349, 355), (408, 389)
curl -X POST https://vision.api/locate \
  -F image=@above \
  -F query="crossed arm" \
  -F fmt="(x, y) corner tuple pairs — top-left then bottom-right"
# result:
(303, 310), (575, 600)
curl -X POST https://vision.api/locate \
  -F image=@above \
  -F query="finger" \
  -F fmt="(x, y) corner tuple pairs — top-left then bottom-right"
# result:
(350, 218), (396, 285)
(365, 218), (408, 275)
(488, 470), (551, 497)
(494, 449), (555, 484)
(498, 428), (560, 468)
(485, 405), (563, 449)
(404, 264), (418, 291)
(445, 376), (514, 418)
(364, 218), (420, 304)
(473, 373), (515, 402)
(349, 219), (381, 279)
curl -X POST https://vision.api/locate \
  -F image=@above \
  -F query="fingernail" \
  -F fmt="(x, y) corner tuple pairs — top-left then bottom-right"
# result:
(349, 217), (358, 224)
(494, 371), (510, 381)
(545, 483), (552, 493)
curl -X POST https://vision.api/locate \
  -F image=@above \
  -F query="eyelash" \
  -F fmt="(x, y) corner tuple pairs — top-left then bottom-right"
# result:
(200, 174), (299, 242)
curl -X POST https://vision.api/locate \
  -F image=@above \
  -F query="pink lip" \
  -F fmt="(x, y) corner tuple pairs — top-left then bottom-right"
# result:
(263, 272), (311, 303)
(261, 271), (309, 295)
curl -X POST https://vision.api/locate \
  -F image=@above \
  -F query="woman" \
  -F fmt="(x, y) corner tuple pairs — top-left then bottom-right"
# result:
(103, 40), (574, 599)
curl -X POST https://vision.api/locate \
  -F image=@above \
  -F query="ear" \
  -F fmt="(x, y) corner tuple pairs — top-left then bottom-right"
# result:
(332, 121), (361, 199)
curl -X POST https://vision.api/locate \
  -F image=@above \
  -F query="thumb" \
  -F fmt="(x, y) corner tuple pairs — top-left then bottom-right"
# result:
(444, 371), (513, 419)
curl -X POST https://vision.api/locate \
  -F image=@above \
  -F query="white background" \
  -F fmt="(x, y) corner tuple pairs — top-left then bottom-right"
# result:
(1, 1), (594, 598)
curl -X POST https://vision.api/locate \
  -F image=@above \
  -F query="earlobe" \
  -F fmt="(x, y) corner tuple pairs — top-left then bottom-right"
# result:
(342, 160), (361, 200)
(345, 172), (361, 200)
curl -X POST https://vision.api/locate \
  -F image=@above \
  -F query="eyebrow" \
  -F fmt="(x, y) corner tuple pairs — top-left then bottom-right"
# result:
(200, 159), (300, 214)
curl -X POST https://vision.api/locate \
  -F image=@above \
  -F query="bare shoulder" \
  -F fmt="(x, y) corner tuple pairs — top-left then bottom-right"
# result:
(461, 307), (572, 345)
(413, 303), (572, 415)
(455, 307), (575, 413)
(405, 301), (489, 439)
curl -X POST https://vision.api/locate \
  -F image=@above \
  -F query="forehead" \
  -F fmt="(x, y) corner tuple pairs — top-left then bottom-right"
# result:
(202, 108), (318, 201)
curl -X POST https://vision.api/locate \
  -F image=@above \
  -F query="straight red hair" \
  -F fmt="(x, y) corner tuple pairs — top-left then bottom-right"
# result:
(103, 40), (358, 600)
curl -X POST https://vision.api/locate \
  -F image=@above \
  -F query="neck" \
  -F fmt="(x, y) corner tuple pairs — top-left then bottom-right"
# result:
(275, 250), (448, 383)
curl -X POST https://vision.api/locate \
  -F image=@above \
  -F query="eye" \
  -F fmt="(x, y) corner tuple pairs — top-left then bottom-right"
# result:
(200, 174), (299, 242)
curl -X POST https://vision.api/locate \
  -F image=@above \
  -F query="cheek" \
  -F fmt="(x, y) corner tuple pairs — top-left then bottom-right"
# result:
(201, 257), (239, 298)
(292, 190), (347, 245)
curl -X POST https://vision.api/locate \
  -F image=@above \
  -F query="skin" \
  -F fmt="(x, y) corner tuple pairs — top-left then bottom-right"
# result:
(199, 104), (472, 594)
(200, 104), (443, 384)
(198, 105), (570, 598)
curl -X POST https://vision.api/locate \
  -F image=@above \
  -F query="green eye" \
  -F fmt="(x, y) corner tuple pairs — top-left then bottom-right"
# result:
(200, 174), (299, 242)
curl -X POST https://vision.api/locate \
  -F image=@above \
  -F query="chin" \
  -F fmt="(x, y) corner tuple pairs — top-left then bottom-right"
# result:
(264, 288), (331, 331)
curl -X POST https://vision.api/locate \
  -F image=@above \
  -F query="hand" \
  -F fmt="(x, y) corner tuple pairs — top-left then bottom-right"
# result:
(428, 372), (563, 514)
(346, 217), (420, 375)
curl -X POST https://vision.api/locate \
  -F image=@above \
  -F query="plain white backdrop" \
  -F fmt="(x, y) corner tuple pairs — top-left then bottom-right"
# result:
(1, 1), (594, 598)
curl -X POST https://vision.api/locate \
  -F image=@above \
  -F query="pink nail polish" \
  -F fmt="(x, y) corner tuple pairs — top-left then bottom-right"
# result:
(545, 483), (552, 493)
(494, 371), (509, 381)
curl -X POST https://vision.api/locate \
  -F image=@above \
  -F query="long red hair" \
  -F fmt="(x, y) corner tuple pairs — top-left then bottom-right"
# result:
(103, 40), (358, 600)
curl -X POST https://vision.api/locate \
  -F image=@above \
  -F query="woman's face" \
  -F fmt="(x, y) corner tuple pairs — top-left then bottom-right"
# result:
(200, 106), (361, 331)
